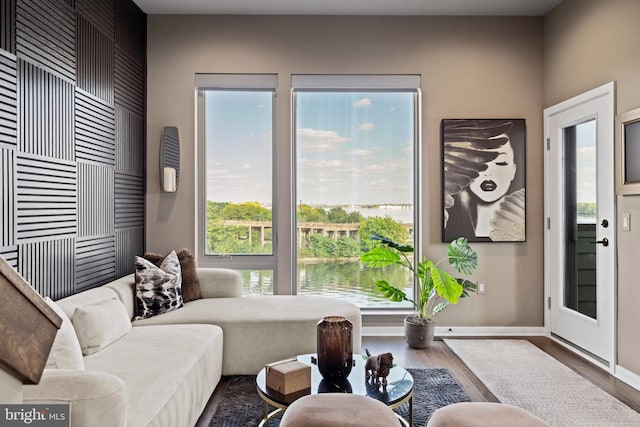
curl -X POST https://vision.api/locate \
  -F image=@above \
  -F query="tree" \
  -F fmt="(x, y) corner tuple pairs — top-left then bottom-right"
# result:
(220, 201), (271, 221)
(336, 236), (361, 257)
(297, 204), (329, 223)
(327, 207), (364, 224)
(359, 216), (410, 251)
(309, 233), (338, 258)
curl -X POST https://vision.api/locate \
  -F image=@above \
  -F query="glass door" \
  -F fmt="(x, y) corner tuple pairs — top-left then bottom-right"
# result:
(544, 82), (615, 365)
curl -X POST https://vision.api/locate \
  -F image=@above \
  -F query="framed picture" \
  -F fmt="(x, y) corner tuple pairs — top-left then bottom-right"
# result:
(615, 107), (640, 195)
(441, 119), (526, 242)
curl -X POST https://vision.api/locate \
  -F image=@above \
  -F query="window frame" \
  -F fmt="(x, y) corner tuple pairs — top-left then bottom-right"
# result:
(290, 75), (422, 308)
(195, 74), (278, 277)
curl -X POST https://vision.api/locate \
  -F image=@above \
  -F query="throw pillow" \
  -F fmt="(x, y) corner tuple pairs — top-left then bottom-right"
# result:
(72, 298), (132, 355)
(143, 248), (202, 302)
(134, 250), (183, 320)
(43, 297), (85, 370)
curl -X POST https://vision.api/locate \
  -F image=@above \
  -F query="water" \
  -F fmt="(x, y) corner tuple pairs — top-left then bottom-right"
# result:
(238, 261), (414, 309)
(237, 204), (416, 308)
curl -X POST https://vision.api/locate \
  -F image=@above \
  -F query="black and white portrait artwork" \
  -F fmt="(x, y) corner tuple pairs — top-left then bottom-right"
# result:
(442, 119), (526, 242)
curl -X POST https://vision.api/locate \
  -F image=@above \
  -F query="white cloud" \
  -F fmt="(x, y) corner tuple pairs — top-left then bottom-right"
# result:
(297, 128), (351, 151)
(365, 164), (387, 172)
(358, 123), (375, 131)
(298, 158), (348, 169)
(347, 149), (372, 156)
(370, 178), (394, 189)
(243, 164), (252, 169)
(353, 98), (372, 109)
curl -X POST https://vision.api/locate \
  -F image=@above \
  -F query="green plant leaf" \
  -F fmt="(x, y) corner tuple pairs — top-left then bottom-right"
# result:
(458, 279), (477, 298)
(375, 280), (409, 303)
(370, 234), (414, 253)
(448, 237), (478, 275)
(360, 247), (401, 268)
(432, 300), (449, 315)
(430, 268), (463, 303)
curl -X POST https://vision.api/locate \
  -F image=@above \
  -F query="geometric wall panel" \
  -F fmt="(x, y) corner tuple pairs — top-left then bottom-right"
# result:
(16, 154), (77, 242)
(18, 60), (75, 160)
(76, 15), (114, 104)
(115, 47), (144, 116)
(1, 0), (16, 53)
(3, 0), (144, 297)
(75, 235), (115, 291)
(116, 106), (144, 173)
(19, 238), (75, 299)
(1, 147), (15, 246)
(16, 0), (75, 82)
(76, 88), (115, 165)
(115, 227), (142, 277)
(77, 162), (114, 237)
(115, 171), (144, 230)
(115, 0), (145, 61)
(77, 0), (114, 42)
(0, 245), (18, 268)
(0, 49), (17, 145)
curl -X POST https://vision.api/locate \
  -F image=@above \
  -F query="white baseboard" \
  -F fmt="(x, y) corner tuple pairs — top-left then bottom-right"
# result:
(362, 326), (546, 337)
(615, 365), (640, 391)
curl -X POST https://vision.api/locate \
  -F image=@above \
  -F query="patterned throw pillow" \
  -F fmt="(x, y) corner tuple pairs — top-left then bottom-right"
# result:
(143, 248), (202, 302)
(134, 250), (183, 320)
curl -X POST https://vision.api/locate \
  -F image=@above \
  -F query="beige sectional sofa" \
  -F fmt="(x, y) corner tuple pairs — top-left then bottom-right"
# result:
(23, 268), (362, 427)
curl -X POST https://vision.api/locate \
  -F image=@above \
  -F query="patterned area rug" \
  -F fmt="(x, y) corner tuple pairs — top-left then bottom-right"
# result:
(209, 368), (470, 427)
(445, 339), (640, 427)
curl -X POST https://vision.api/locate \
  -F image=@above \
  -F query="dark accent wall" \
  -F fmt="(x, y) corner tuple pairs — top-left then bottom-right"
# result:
(0, 0), (146, 299)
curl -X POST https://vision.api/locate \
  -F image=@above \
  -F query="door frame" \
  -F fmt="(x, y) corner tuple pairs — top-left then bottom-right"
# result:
(543, 81), (616, 371)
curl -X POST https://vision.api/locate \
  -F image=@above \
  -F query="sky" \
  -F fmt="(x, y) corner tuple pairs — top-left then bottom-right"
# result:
(575, 120), (597, 204)
(206, 90), (415, 206)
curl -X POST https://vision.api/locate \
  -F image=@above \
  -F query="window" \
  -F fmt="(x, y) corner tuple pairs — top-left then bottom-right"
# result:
(196, 74), (277, 295)
(292, 75), (421, 308)
(196, 74), (421, 305)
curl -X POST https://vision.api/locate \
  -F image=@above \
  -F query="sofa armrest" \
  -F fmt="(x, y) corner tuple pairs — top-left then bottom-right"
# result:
(197, 268), (243, 298)
(23, 370), (127, 427)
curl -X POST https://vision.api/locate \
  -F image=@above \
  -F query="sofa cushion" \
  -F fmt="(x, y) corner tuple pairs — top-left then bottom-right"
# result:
(133, 295), (362, 375)
(83, 324), (223, 427)
(43, 297), (85, 370)
(72, 298), (132, 355)
(134, 250), (183, 320)
(144, 248), (202, 302)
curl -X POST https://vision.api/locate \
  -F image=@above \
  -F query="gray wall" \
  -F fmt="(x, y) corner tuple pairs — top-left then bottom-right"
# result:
(544, 0), (640, 378)
(0, 0), (146, 299)
(146, 15), (545, 327)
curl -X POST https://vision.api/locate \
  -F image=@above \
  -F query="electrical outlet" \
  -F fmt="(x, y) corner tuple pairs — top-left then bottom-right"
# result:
(477, 282), (487, 295)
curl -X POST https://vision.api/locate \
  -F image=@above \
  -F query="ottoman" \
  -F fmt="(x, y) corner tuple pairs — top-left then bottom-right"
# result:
(280, 394), (400, 427)
(426, 402), (549, 427)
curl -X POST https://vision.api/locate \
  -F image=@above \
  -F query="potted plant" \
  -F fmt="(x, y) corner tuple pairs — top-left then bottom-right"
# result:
(360, 234), (478, 348)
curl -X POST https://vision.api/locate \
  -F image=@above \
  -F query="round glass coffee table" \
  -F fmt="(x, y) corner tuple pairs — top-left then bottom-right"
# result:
(256, 353), (413, 426)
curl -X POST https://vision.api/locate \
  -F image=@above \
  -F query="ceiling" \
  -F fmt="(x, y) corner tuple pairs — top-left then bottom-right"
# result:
(132, 0), (563, 16)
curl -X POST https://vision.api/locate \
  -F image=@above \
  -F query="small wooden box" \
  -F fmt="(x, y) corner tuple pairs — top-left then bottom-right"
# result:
(266, 359), (311, 395)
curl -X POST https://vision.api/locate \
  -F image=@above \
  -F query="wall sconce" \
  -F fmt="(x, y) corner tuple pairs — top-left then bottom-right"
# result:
(160, 126), (180, 193)
(163, 167), (177, 192)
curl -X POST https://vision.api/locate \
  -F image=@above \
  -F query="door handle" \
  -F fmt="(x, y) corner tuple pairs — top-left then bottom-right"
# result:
(591, 238), (609, 247)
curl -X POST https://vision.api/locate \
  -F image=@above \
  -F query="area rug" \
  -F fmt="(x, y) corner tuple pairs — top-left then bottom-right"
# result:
(209, 368), (470, 427)
(445, 339), (640, 427)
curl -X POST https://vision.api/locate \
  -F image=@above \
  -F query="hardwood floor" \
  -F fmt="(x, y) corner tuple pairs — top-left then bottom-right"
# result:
(196, 336), (640, 426)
